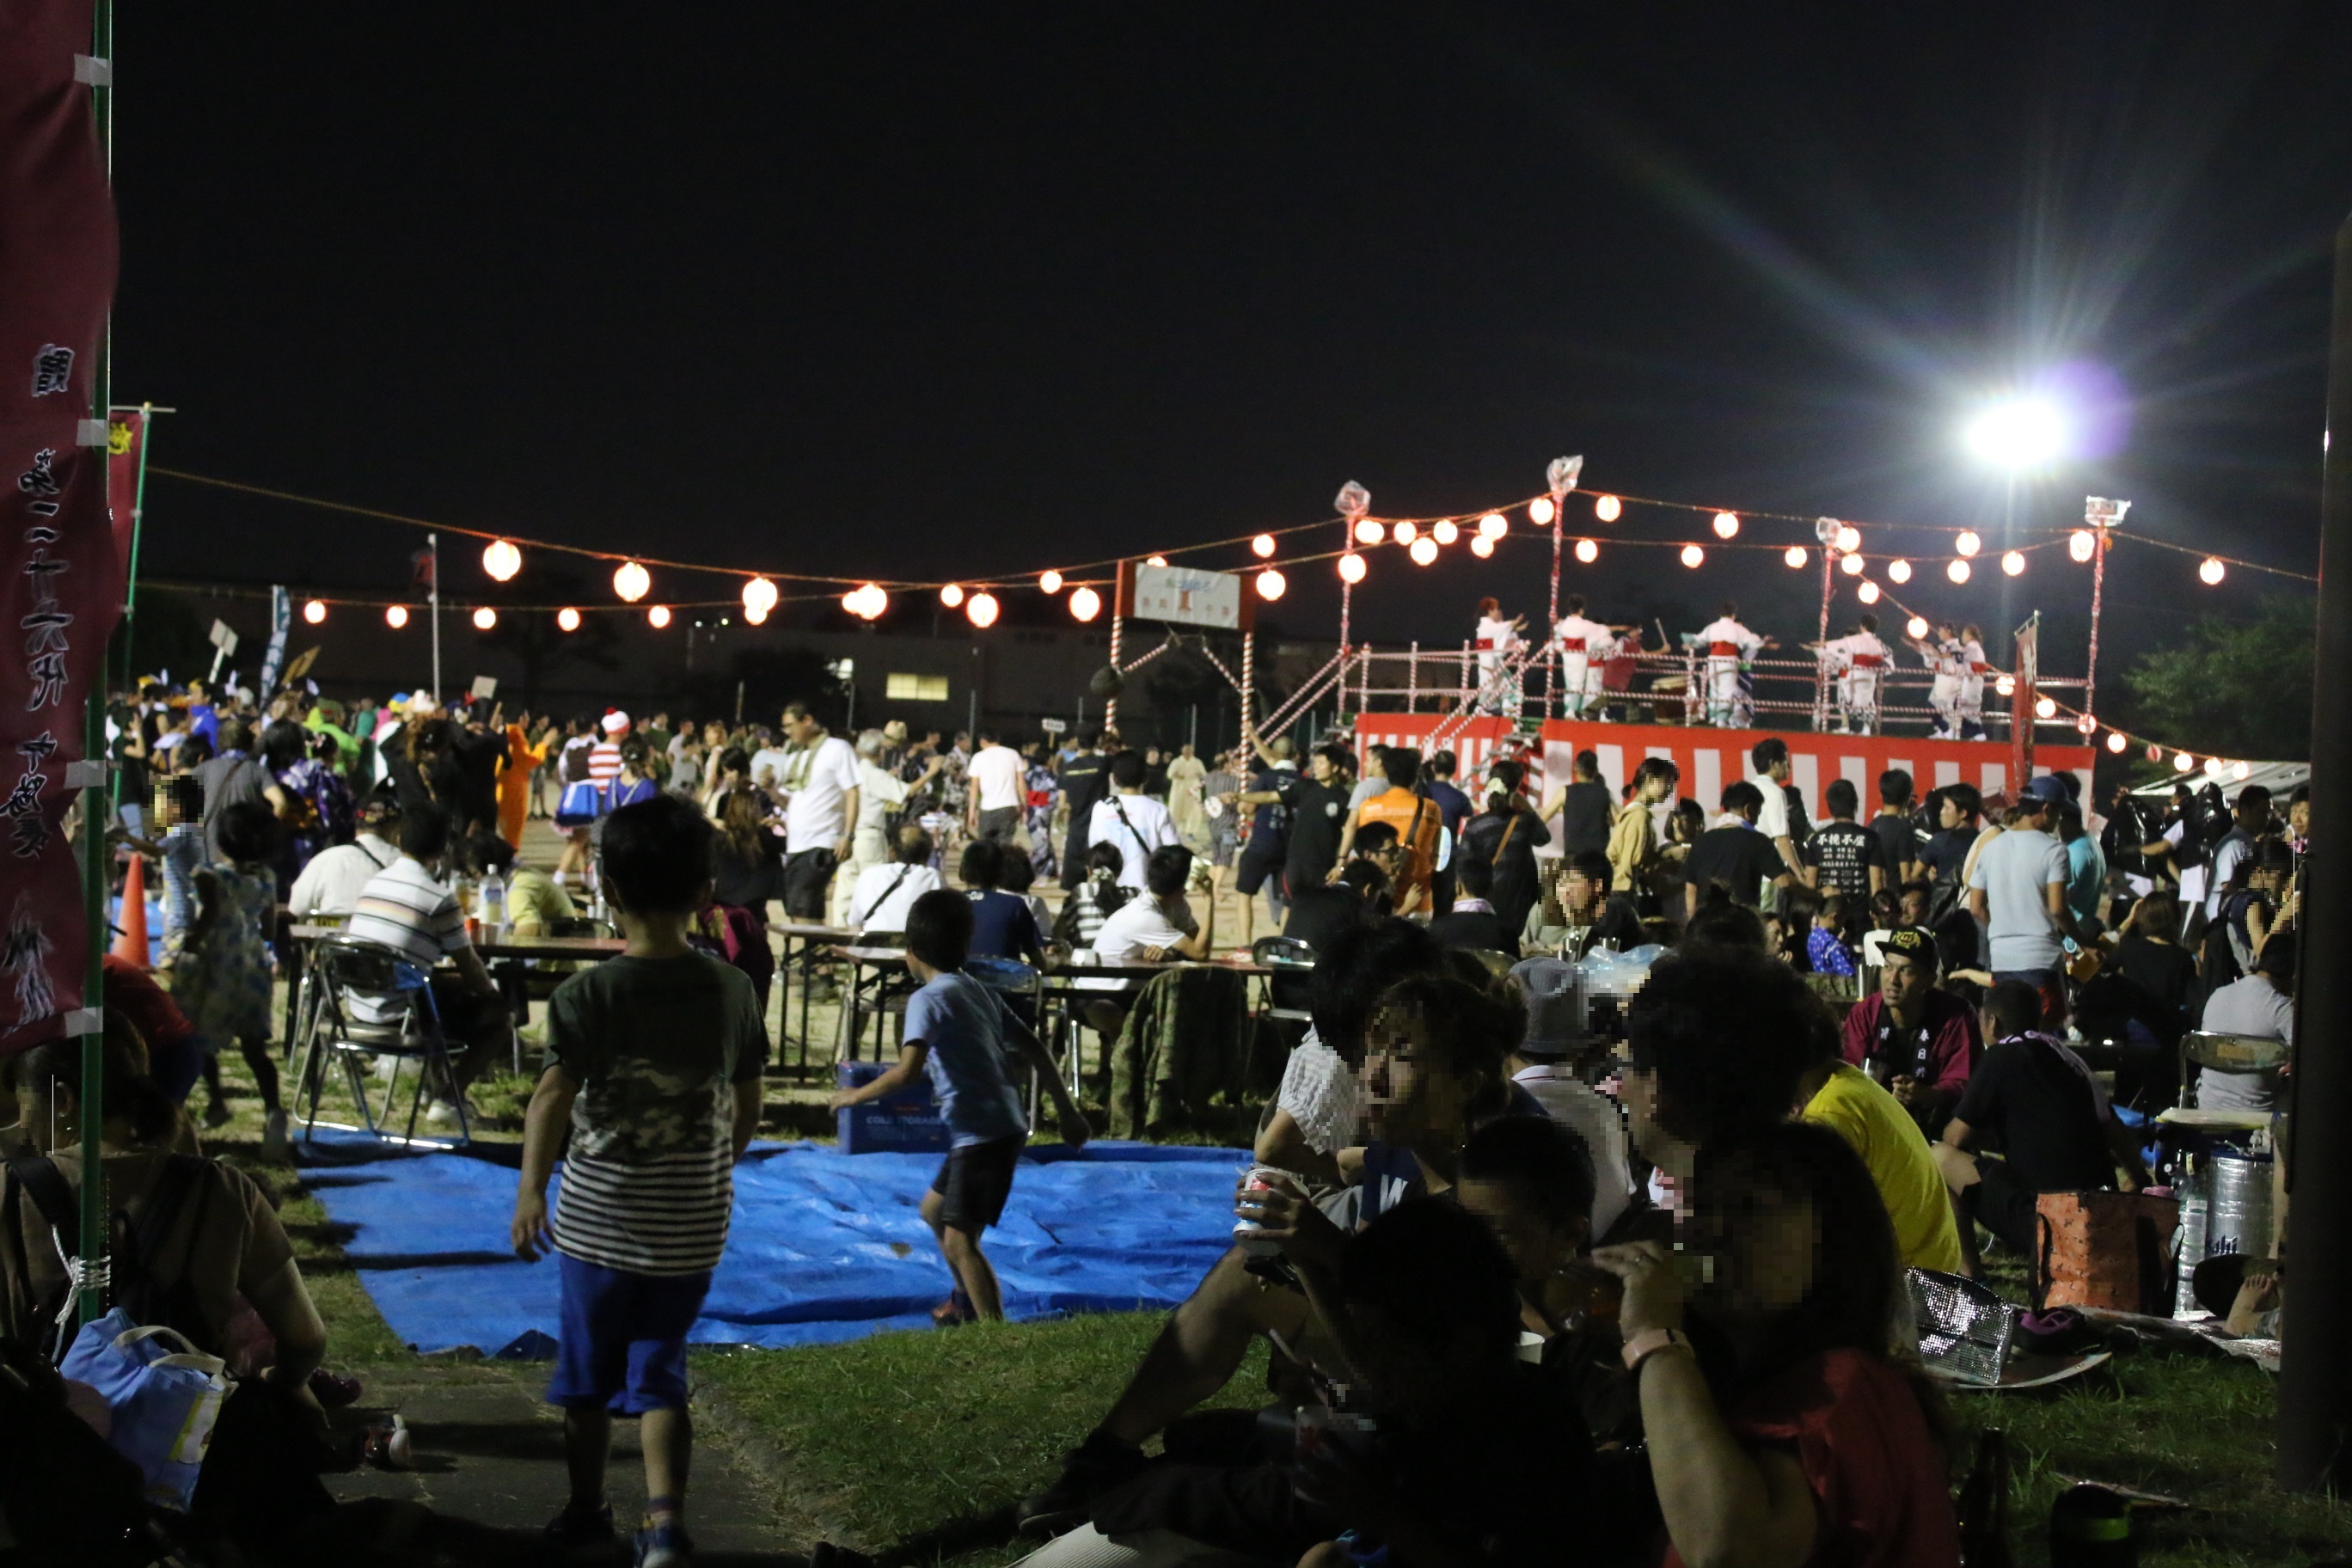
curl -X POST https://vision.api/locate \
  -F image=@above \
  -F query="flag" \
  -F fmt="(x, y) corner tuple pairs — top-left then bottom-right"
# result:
(411, 547), (436, 589)
(259, 585), (291, 695)
(0, 0), (124, 1055)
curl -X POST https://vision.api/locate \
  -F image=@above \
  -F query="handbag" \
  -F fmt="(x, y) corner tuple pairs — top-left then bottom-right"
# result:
(60, 1310), (230, 1513)
(2031, 1190), (2180, 1313)
(554, 776), (605, 828)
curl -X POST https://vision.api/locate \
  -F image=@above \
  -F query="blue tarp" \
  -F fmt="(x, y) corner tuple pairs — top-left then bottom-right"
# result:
(300, 1131), (1249, 1355)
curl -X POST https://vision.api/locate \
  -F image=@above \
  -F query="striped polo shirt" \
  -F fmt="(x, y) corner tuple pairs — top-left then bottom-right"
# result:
(343, 857), (469, 1022)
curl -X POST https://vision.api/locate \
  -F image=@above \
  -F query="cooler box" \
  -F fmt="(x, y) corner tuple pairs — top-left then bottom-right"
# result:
(836, 1061), (951, 1155)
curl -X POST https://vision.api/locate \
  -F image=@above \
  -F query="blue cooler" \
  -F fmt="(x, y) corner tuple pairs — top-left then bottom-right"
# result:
(836, 1060), (951, 1155)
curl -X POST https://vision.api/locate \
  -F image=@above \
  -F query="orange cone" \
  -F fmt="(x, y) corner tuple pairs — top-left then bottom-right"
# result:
(111, 853), (150, 969)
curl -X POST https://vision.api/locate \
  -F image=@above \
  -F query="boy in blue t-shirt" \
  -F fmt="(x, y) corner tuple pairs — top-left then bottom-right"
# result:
(830, 889), (1090, 1323)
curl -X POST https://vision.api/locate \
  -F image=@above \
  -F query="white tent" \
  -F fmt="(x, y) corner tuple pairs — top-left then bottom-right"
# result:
(2130, 759), (2307, 802)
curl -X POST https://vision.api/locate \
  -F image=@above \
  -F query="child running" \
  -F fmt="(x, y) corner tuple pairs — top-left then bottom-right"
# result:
(512, 793), (769, 1567)
(830, 889), (1092, 1325)
(166, 798), (287, 1154)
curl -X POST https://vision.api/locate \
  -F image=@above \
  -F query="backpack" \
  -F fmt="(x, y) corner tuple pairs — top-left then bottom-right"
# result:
(5, 1153), (215, 1361)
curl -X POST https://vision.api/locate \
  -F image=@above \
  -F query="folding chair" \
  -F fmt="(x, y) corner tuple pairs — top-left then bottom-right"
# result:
(967, 956), (1049, 1119)
(293, 934), (471, 1146)
(2179, 1030), (2291, 1111)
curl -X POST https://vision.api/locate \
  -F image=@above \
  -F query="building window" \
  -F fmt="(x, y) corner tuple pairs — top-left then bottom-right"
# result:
(886, 672), (951, 702)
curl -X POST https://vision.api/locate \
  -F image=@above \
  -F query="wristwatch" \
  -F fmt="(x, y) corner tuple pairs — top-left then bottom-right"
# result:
(1620, 1326), (1692, 1373)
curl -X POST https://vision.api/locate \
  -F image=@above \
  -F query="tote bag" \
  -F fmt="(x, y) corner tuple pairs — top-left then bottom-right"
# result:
(60, 1308), (230, 1512)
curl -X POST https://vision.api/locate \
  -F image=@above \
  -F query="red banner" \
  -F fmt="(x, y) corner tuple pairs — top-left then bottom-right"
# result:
(106, 405), (141, 573)
(0, 0), (122, 1055)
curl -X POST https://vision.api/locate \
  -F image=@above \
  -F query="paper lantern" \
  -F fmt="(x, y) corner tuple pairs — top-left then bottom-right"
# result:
(2001, 550), (2026, 577)
(612, 560), (651, 602)
(1954, 530), (1981, 558)
(2173, 751), (2194, 772)
(1432, 519), (1460, 546)
(1146, 554), (1167, 567)
(1995, 675), (2017, 698)
(557, 606), (582, 632)
(1857, 580), (1881, 604)
(1479, 512), (1508, 539)
(744, 604), (768, 626)
(2204, 756), (2226, 778)
(647, 604), (672, 629)
(2199, 556), (2226, 585)
(840, 588), (861, 616)
(472, 606), (498, 631)
(2035, 696), (2057, 719)
(1256, 568), (1287, 601)
(481, 538), (522, 582)
(1905, 616), (1930, 639)
(2233, 761), (2252, 781)
(1392, 521), (1419, 546)
(1887, 559), (1912, 585)
(844, 583), (888, 620)
(1409, 536), (1438, 566)
(384, 604), (409, 629)
(1252, 534), (1277, 559)
(1574, 538), (1599, 564)
(1947, 560), (1971, 584)
(1038, 570), (1063, 595)
(2076, 714), (2098, 736)
(1338, 552), (1368, 585)
(2106, 731), (2128, 753)
(302, 599), (327, 625)
(940, 583), (965, 608)
(1712, 511), (1740, 539)
(1069, 585), (1102, 622)
(1834, 524), (1862, 554)
(1784, 547), (1808, 568)
(742, 577), (779, 616)
(1593, 494), (1621, 523)
(1841, 553), (1864, 576)
(2069, 530), (2097, 563)
(1354, 518), (1385, 545)
(1470, 535), (1495, 558)
(1680, 543), (1705, 568)
(1528, 497), (1556, 526)
(966, 591), (1000, 628)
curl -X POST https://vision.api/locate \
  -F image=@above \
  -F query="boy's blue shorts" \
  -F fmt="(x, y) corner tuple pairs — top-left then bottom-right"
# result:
(547, 1253), (712, 1414)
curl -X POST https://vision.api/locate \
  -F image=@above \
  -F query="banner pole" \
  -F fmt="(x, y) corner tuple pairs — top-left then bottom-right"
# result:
(429, 531), (443, 700)
(81, 0), (119, 1322)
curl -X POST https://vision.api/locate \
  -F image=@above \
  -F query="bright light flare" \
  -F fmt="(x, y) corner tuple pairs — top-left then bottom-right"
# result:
(1963, 396), (2070, 469)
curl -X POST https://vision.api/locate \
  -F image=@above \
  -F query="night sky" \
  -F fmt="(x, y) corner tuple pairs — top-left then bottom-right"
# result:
(113, 3), (2351, 678)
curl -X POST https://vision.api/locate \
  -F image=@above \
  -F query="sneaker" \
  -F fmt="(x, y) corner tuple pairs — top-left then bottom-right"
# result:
(544, 1501), (615, 1547)
(260, 1109), (290, 1161)
(1016, 1430), (1146, 1538)
(635, 1518), (694, 1567)
(425, 1098), (470, 1127)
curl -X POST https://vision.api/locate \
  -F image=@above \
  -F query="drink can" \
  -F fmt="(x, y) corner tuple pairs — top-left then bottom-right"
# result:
(1232, 1164), (1306, 1258)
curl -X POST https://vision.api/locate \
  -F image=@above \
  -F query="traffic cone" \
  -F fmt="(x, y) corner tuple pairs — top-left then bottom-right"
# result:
(111, 853), (150, 969)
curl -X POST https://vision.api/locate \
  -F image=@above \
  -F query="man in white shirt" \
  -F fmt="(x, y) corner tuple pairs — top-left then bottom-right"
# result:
(965, 729), (1026, 844)
(1968, 777), (2086, 1009)
(1694, 602), (1767, 727)
(1088, 751), (1179, 891)
(769, 702), (861, 921)
(1748, 737), (1809, 889)
(1093, 845), (1212, 963)
(1907, 622), (1967, 738)
(1811, 613), (1891, 736)
(848, 825), (945, 934)
(1957, 626), (1991, 740)
(836, 728), (923, 925)
(342, 806), (511, 1116)
(288, 793), (403, 916)
(2202, 785), (2272, 923)
(1553, 595), (1626, 722)
(1504, 959), (1634, 1241)
(1472, 597), (1525, 717)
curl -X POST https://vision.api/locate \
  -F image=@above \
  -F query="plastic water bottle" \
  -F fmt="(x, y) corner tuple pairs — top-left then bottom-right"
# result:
(479, 867), (506, 940)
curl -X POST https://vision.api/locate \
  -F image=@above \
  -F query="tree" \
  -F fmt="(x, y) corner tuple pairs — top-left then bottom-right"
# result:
(2117, 594), (2315, 762)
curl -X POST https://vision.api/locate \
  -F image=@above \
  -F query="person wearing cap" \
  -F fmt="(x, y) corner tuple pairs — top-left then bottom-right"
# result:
(1837, 927), (1980, 1138)
(1966, 775), (2087, 1025)
(1506, 958), (1635, 1241)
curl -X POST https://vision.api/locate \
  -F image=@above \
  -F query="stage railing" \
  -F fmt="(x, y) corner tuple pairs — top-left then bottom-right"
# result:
(1338, 640), (2088, 736)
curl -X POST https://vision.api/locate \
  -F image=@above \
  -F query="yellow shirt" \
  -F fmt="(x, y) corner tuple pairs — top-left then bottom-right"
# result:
(1803, 1063), (1964, 1274)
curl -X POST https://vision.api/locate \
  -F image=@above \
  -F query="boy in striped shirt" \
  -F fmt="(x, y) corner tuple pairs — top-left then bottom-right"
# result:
(513, 793), (768, 1566)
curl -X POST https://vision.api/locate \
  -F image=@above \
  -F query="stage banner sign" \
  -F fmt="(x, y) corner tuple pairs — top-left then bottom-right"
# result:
(1115, 560), (1254, 632)
(0, 0), (123, 1055)
(105, 403), (141, 572)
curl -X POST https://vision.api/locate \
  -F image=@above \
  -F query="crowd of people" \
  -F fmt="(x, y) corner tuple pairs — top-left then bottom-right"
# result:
(4, 668), (2300, 1565)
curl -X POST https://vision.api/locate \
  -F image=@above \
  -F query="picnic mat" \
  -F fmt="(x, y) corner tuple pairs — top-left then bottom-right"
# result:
(300, 1131), (1249, 1355)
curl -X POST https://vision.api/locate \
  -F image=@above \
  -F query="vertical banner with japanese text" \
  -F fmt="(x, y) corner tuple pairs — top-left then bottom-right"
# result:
(0, 0), (123, 1055)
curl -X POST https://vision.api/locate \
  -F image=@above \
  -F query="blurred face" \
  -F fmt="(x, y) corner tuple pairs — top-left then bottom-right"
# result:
(1879, 951), (1932, 1015)
(1639, 773), (1672, 804)
(1615, 1054), (1665, 1163)
(705, 722), (726, 746)
(1361, 1004), (1469, 1145)
(1899, 886), (1930, 927)
(1939, 797), (1967, 830)
(1456, 1177), (1585, 1283)
(783, 712), (819, 744)
(2291, 799), (2310, 836)
(1310, 752), (1337, 783)
(1562, 867), (1601, 917)
(1691, 1173), (1819, 1319)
